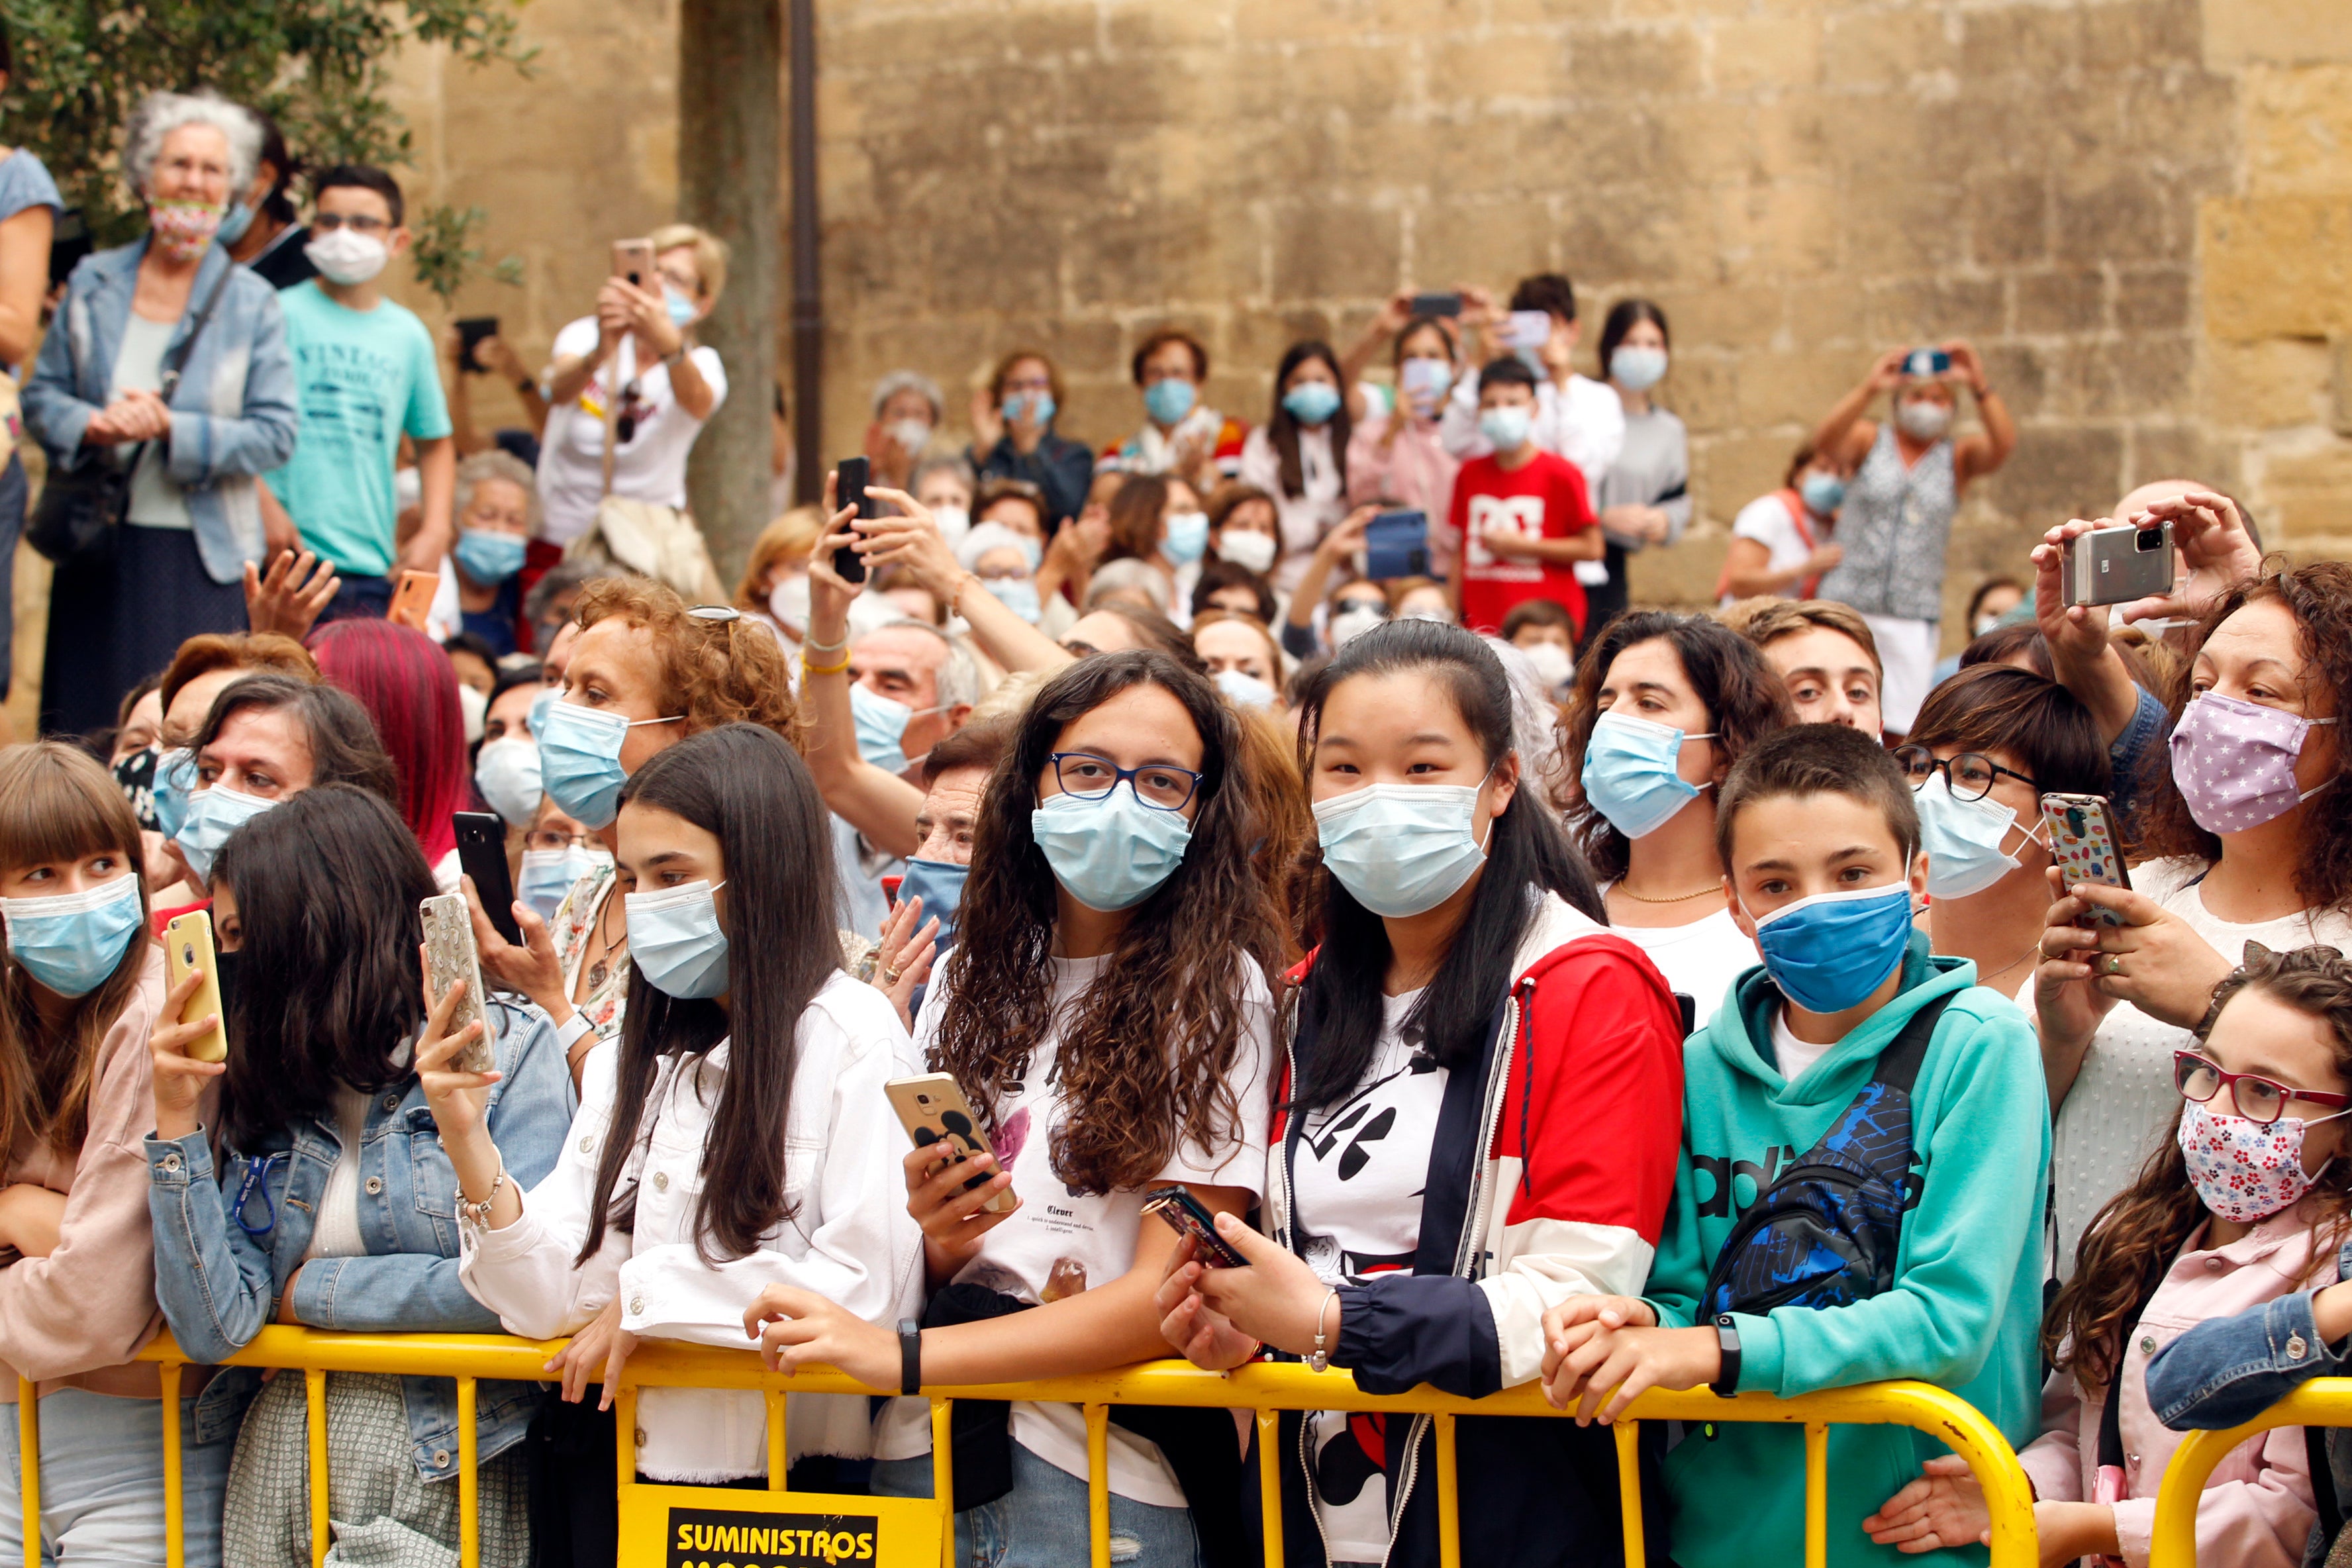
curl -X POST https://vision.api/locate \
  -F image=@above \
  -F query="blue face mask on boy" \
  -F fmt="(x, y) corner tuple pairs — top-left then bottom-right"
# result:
(625, 879), (729, 999)
(1745, 883), (1916, 1015)
(1, 875), (144, 998)
(1581, 711), (1714, 841)
(1030, 787), (1193, 912)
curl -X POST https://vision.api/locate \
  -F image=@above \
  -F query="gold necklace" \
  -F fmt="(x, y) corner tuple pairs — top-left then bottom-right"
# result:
(1614, 881), (1724, 905)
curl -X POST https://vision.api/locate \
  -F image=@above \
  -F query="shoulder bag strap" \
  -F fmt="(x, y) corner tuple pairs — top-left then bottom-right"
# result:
(157, 259), (235, 400)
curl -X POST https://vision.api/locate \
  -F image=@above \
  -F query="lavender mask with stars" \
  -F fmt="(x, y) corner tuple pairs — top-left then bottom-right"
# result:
(2169, 690), (2337, 834)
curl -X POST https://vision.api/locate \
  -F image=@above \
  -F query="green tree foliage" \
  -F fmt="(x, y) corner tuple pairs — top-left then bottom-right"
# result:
(0, 0), (532, 289)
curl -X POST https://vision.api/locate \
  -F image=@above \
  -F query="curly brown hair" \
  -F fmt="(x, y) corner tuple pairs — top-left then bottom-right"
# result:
(926, 651), (1285, 1195)
(2139, 562), (2352, 915)
(1553, 611), (1794, 883)
(2049, 942), (2352, 1389)
(574, 577), (803, 750)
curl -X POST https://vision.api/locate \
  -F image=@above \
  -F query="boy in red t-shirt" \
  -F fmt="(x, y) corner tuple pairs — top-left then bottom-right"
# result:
(1445, 356), (1603, 634)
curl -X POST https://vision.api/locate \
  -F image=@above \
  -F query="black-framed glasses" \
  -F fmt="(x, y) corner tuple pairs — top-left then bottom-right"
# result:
(1048, 752), (1202, 812)
(311, 213), (390, 235)
(2174, 1050), (2352, 1126)
(1892, 745), (2039, 804)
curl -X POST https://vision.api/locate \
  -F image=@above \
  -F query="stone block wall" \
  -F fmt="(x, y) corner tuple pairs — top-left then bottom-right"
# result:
(377, 0), (2346, 636)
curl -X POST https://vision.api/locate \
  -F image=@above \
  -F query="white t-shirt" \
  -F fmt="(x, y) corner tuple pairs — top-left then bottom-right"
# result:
(1237, 422), (1345, 594)
(535, 318), (730, 545)
(1598, 894), (1759, 1024)
(2049, 858), (2352, 1273)
(1718, 493), (1814, 607)
(1289, 988), (1446, 1565)
(1770, 1006), (1836, 1088)
(887, 950), (1279, 1505)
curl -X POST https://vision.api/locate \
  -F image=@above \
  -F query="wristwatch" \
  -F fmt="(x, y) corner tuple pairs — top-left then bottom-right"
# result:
(897, 1318), (922, 1396)
(1710, 1314), (1741, 1399)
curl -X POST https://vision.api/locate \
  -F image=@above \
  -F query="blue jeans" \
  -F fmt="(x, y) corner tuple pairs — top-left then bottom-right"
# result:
(316, 572), (393, 624)
(0, 1390), (231, 1568)
(871, 1443), (1199, 1568)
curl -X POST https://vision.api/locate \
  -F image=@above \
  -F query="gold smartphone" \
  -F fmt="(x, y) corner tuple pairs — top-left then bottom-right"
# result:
(611, 237), (657, 289)
(387, 569), (438, 631)
(420, 893), (493, 1073)
(885, 1073), (1016, 1214)
(162, 910), (226, 1063)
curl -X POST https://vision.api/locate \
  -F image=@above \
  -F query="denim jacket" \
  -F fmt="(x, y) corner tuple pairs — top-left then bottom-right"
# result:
(2147, 1234), (2352, 1568)
(144, 997), (575, 1480)
(22, 238), (298, 585)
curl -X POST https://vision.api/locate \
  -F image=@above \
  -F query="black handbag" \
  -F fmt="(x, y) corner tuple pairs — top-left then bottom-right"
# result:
(28, 262), (234, 567)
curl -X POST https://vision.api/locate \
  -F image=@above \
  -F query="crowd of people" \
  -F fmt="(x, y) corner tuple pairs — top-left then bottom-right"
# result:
(1, 70), (2351, 1568)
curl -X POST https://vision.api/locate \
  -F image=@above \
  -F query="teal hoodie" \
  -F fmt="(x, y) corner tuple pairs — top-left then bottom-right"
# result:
(1645, 932), (2049, 1568)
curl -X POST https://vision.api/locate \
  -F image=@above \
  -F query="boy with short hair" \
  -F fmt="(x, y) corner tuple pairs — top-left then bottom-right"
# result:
(1444, 356), (1603, 636)
(1540, 723), (2047, 1568)
(1440, 271), (1627, 489)
(260, 164), (454, 622)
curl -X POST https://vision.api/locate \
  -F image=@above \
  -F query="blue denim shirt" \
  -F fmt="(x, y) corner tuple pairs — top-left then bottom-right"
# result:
(22, 238), (299, 585)
(2147, 1234), (2352, 1567)
(144, 997), (575, 1480)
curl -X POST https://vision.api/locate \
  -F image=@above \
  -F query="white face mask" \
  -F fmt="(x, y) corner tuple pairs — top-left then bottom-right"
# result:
(888, 417), (932, 455)
(1895, 397), (1953, 442)
(1521, 641), (1573, 689)
(768, 573), (810, 636)
(1216, 529), (1277, 575)
(305, 226), (389, 286)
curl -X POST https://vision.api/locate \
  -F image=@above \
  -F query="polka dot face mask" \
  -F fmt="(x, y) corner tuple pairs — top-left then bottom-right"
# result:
(2168, 691), (2337, 835)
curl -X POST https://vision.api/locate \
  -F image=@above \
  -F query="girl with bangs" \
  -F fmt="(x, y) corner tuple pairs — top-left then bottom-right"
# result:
(746, 650), (1287, 1568)
(0, 744), (224, 1568)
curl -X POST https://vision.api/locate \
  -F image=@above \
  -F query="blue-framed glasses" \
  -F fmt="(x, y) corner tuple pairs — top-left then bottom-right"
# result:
(1048, 752), (1202, 812)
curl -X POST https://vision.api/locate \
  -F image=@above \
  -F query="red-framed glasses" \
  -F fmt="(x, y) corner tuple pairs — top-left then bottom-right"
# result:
(2174, 1050), (2352, 1126)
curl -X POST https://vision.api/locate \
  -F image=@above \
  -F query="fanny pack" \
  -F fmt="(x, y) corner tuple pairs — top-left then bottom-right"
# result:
(1700, 995), (1949, 1318)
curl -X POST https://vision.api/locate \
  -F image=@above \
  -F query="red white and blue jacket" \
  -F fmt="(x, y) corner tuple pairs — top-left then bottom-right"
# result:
(1259, 892), (1686, 1567)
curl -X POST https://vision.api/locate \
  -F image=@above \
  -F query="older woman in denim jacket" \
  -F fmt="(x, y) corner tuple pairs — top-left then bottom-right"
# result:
(142, 787), (572, 1568)
(22, 89), (297, 738)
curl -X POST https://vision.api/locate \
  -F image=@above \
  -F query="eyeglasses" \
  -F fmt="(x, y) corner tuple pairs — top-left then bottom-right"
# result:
(311, 213), (390, 235)
(1048, 751), (1202, 812)
(687, 605), (741, 624)
(526, 830), (600, 852)
(1892, 745), (2039, 804)
(2173, 1050), (2352, 1125)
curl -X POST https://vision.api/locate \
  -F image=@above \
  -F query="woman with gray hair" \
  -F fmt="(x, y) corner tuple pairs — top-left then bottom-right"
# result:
(447, 449), (538, 655)
(24, 88), (297, 738)
(861, 368), (942, 493)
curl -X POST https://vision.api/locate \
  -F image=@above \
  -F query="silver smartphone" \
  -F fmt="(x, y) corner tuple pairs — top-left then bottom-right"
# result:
(2063, 520), (2173, 608)
(420, 893), (493, 1073)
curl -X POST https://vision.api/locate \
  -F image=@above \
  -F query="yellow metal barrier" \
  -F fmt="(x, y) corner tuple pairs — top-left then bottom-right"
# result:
(8, 1329), (2039, 1568)
(2149, 1375), (2352, 1567)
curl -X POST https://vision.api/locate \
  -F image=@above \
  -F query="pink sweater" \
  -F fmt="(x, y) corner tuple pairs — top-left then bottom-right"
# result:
(0, 943), (170, 1400)
(2022, 1205), (2326, 1567)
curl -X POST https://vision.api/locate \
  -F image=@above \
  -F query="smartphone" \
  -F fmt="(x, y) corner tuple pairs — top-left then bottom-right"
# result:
(885, 1073), (1016, 1214)
(1902, 346), (1953, 379)
(387, 569), (438, 630)
(1141, 1185), (1248, 1269)
(2040, 792), (2133, 926)
(1365, 509), (1431, 580)
(162, 910), (227, 1064)
(2063, 520), (2173, 609)
(455, 316), (499, 375)
(420, 893), (494, 1073)
(832, 456), (871, 585)
(454, 811), (521, 948)
(1504, 309), (1553, 351)
(1409, 291), (1462, 318)
(611, 237), (656, 289)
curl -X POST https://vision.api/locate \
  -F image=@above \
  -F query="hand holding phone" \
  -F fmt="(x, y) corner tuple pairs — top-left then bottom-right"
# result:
(2040, 793), (2132, 926)
(1409, 291), (1463, 318)
(886, 1073), (1016, 1214)
(456, 317), (500, 375)
(454, 812), (521, 948)
(387, 569), (437, 631)
(421, 893), (494, 1072)
(162, 911), (227, 1064)
(1365, 509), (1430, 581)
(611, 238), (656, 289)
(1142, 1186), (1249, 1268)
(832, 457), (872, 585)
(2063, 520), (2174, 609)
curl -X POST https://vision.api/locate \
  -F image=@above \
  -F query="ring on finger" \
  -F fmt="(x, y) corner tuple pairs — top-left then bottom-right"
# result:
(2104, 954), (2124, 976)
(881, 965), (902, 987)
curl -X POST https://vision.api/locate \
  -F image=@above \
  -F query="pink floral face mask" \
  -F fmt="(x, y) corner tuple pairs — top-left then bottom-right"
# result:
(2177, 1099), (2349, 1225)
(148, 199), (222, 264)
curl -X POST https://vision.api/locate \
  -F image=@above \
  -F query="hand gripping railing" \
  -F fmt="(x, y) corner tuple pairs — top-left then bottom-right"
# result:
(7, 1331), (2038, 1568)
(2147, 1376), (2352, 1567)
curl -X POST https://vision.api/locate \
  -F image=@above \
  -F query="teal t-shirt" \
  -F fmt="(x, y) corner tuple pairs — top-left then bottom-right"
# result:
(264, 281), (452, 577)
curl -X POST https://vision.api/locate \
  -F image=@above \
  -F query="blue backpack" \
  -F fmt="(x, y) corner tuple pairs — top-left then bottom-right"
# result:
(1699, 996), (1949, 1318)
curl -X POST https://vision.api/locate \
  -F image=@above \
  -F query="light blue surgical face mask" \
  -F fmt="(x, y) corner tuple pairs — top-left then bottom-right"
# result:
(215, 199), (256, 248)
(1582, 710), (1714, 841)
(175, 784), (277, 885)
(1004, 391), (1057, 428)
(1398, 357), (1453, 417)
(1479, 405), (1532, 452)
(663, 287), (697, 330)
(1313, 782), (1491, 918)
(152, 748), (197, 840)
(1800, 473), (1847, 515)
(1745, 883), (1915, 1016)
(1610, 346), (1669, 392)
(1030, 787), (1193, 912)
(474, 736), (544, 828)
(528, 687), (558, 740)
(516, 845), (611, 922)
(851, 681), (943, 776)
(981, 577), (1043, 624)
(896, 857), (970, 948)
(626, 878), (729, 999)
(1, 874), (143, 999)
(1282, 381), (1342, 427)
(1144, 377), (1197, 427)
(538, 701), (681, 830)
(1214, 668), (1277, 710)
(1161, 511), (1210, 566)
(1916, 773), (2040, 901)
(454, 528), (526, 585)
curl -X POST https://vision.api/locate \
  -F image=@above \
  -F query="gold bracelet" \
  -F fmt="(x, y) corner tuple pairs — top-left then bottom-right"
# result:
(803, 646), (852, 677)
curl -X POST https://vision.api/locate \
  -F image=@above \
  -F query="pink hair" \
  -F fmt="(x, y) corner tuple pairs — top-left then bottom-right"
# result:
(307, 618), (468, 864)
